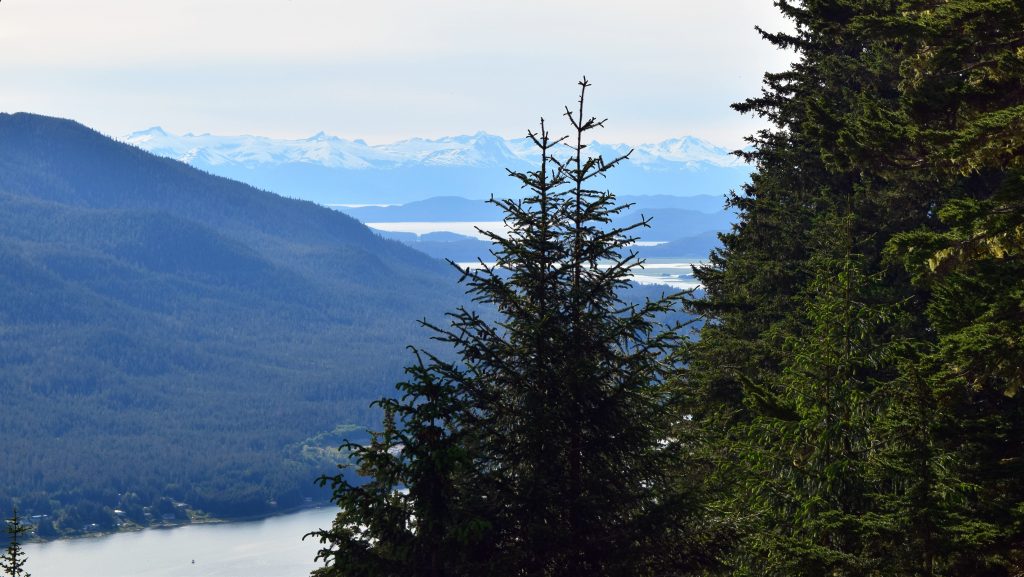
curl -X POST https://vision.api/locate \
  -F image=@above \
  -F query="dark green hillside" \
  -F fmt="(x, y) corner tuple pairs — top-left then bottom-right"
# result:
(0, 113), (464, 532)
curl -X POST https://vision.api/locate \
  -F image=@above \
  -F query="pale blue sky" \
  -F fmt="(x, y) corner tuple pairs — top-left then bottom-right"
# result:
(0, 1), (794, 148)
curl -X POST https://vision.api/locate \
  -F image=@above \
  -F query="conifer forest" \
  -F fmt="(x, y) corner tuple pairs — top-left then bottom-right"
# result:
(314, 2), (1024, 576)
(2, 1), (1023, 577)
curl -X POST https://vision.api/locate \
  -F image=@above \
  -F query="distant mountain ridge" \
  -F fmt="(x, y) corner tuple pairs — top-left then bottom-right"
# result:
(125, 127), (745, 170)
(329, 192), (735, 262)
(332, 193), (730, 224)
(124, 128), (752, 205)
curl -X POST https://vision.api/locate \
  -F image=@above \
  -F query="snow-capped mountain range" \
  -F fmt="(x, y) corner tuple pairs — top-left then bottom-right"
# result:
(125, 127), (744, 171)
(123, 128), (751, 205)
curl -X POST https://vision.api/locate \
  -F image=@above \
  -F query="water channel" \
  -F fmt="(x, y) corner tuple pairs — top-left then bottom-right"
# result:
(23, 507), (338, 577)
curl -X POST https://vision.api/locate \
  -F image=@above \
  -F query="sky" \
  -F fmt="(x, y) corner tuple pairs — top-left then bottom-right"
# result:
(0, 1), (795, 148)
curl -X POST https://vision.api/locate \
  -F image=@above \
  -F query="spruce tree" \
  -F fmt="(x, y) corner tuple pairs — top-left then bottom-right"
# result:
(678, 1), (944, 575)
(311, 79), (718, 577)
(682, 0), (1024, 575)
(1, 509), (31, 577)
(885, 2), (1024, 573)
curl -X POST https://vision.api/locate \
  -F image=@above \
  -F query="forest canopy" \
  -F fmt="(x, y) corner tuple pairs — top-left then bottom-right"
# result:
(316, 1), (1024, 575)
(680, 0), (1024, 575)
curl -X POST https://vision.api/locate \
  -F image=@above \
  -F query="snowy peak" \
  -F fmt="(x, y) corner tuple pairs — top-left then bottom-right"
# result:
(141, 126), (168, 136)
(123, 128), (744, 171)
(643, 136), (737, 165)
(123, 129), (394, 169)
(305, 131), (340, 142)
(589, 137), (742, 169)
(126, 126), (169, 143)
(381, 131), (522, 167)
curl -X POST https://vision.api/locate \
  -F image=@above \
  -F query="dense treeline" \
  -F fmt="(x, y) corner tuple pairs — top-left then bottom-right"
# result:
(682, 1), (1024, 575)
(310, 3), (1022, 574)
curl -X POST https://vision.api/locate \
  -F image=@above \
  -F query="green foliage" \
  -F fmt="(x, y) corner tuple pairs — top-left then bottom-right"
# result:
(311, 80), (720, 577)
(682, 1), (1024, 575)
(1, 509), (31, 577)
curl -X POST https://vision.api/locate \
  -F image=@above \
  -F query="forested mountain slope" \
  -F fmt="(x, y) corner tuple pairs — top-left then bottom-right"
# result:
(0, 113), (465, 532)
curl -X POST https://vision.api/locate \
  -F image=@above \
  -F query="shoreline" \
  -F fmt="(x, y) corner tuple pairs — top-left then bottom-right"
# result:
(26, 500), (333, 544)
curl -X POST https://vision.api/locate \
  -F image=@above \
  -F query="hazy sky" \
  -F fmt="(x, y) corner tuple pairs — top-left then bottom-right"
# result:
(0, 1), (795, 147)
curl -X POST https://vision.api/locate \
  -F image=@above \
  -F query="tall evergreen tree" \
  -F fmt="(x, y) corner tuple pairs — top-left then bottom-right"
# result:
(682, 0), (1024, 575)
(311, 79), (719, 577)
(678, 1), (947, 575)
(1, 509), (31, 577)
(885, 2), (1024, 573)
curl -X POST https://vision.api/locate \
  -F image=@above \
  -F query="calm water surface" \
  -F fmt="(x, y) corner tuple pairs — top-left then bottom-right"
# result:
(24, 508), (337, 577)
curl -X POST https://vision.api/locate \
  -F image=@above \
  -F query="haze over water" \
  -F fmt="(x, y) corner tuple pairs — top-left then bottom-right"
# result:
(23, 508), (337, 577)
